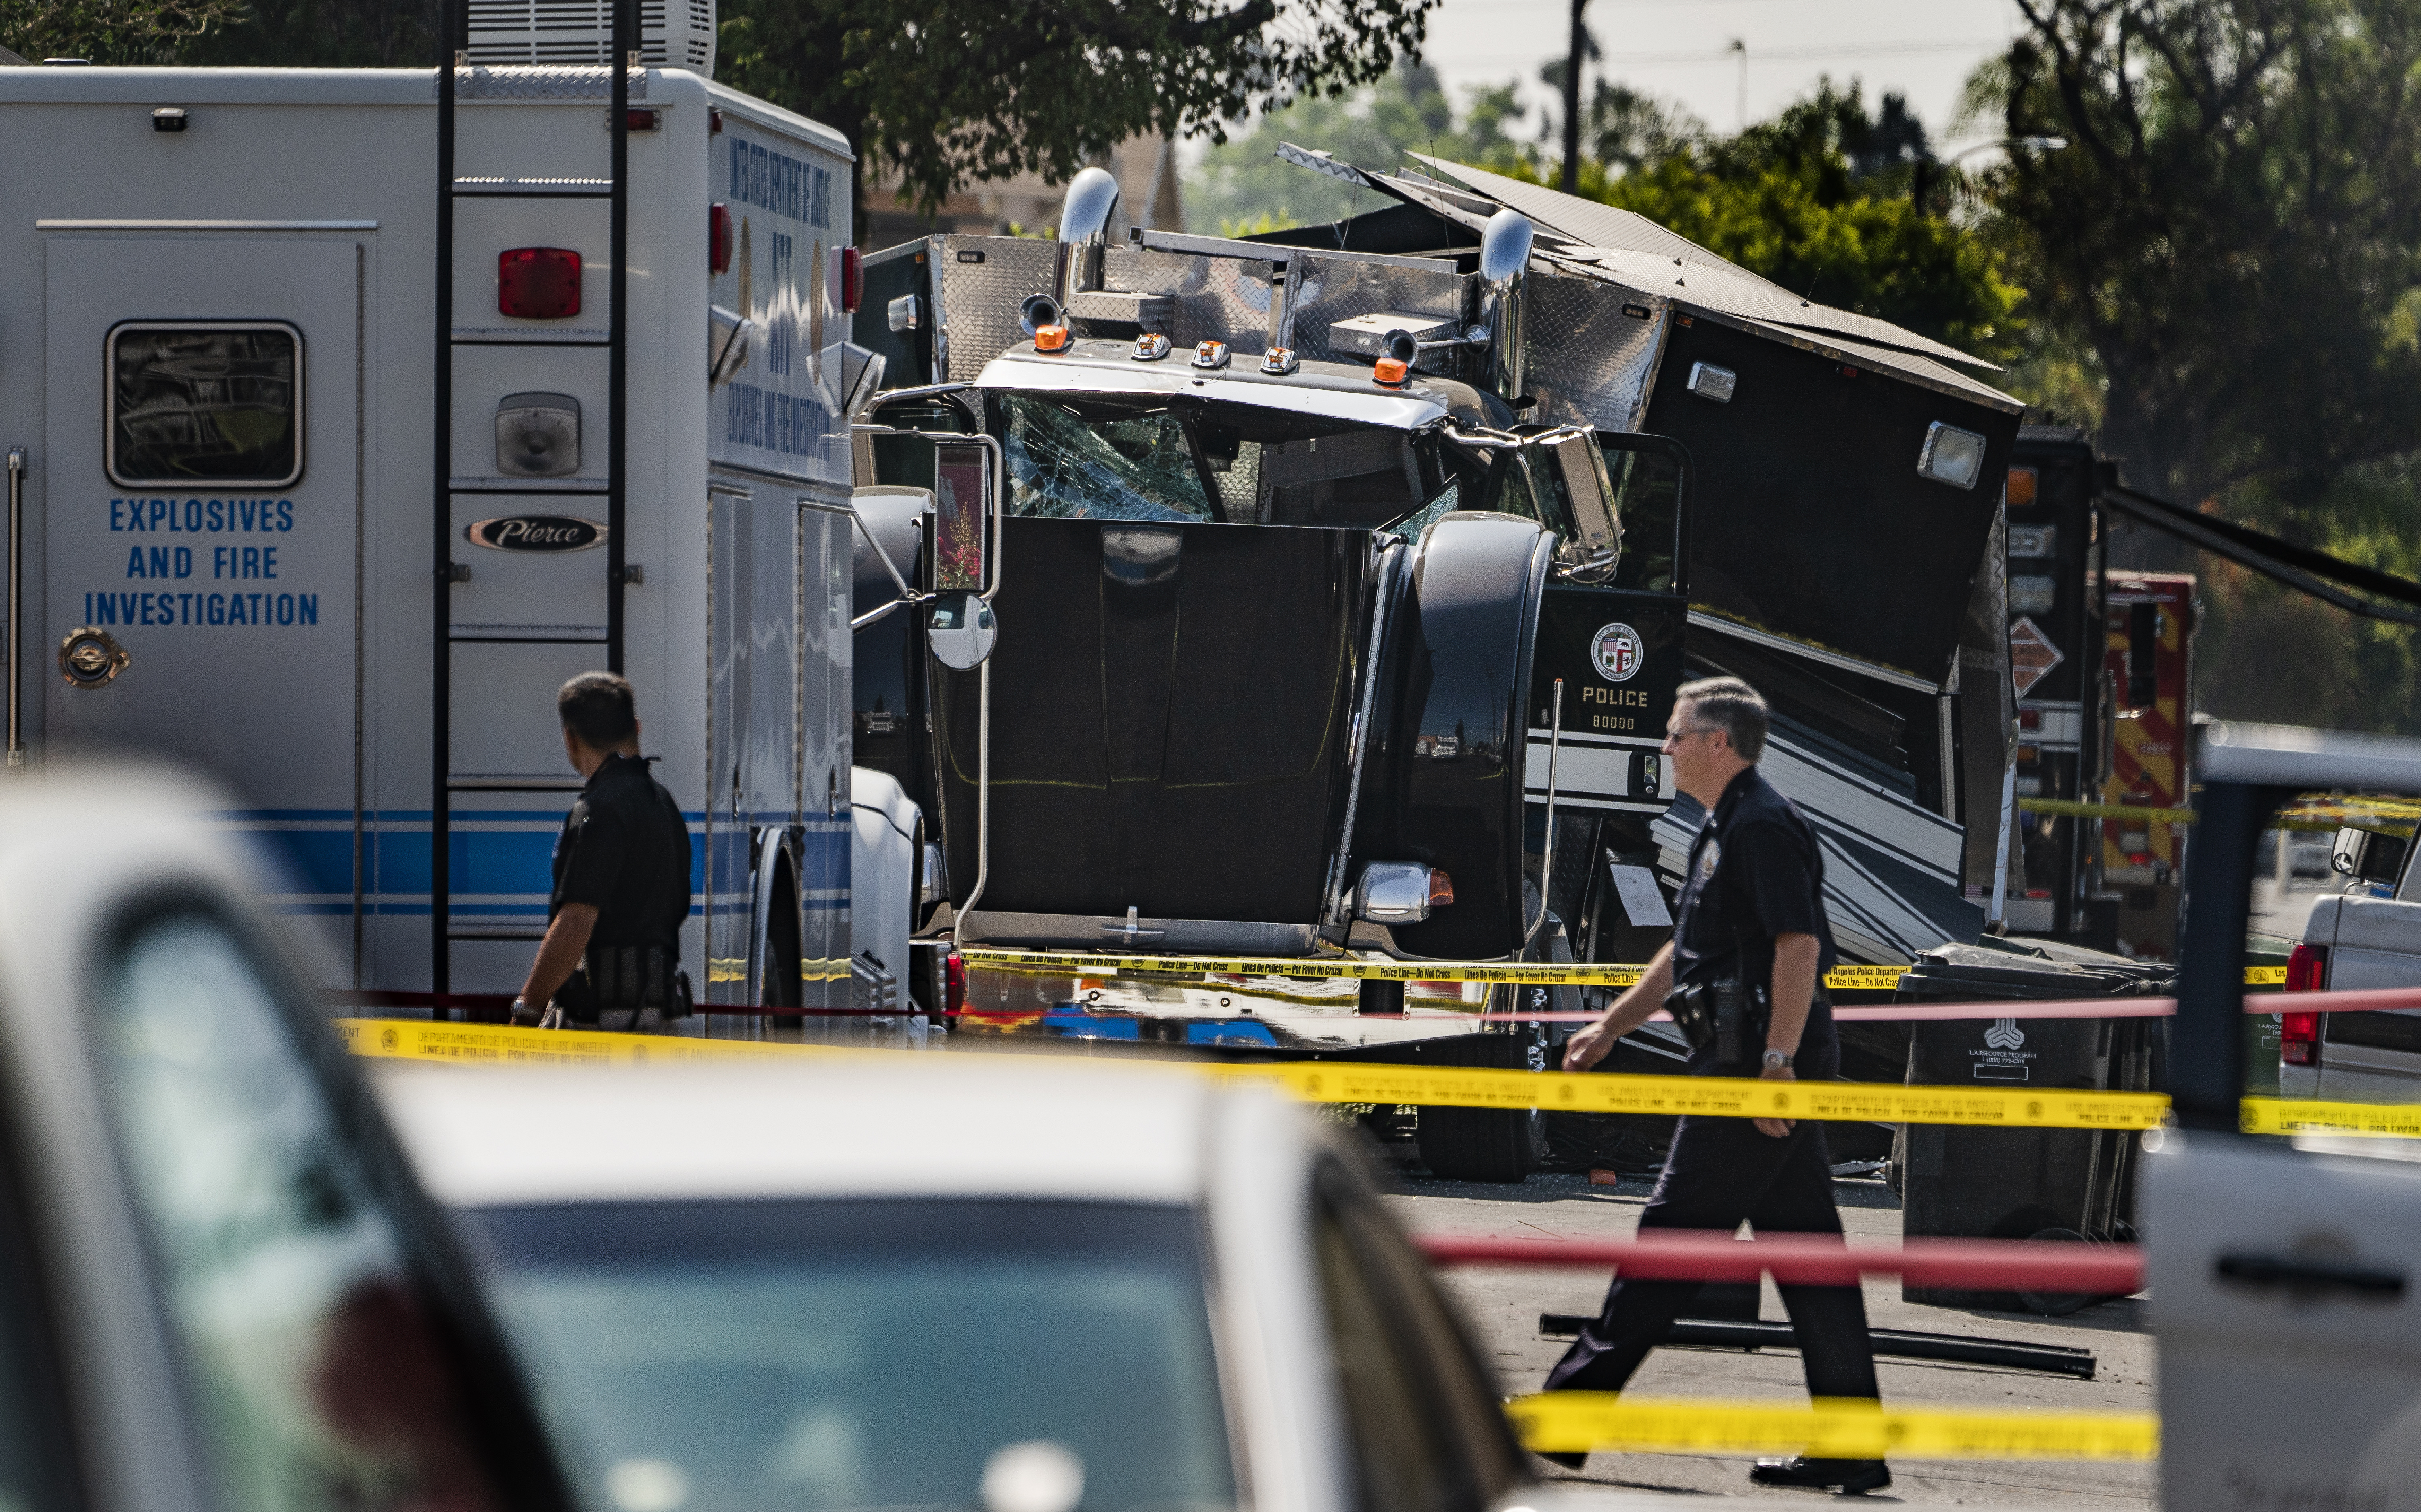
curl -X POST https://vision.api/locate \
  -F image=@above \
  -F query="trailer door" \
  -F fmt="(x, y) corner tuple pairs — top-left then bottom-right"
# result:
(42, 236), (362, 923)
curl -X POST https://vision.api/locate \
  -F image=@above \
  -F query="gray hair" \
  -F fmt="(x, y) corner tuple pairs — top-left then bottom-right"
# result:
(1675, 675), (1768, 763)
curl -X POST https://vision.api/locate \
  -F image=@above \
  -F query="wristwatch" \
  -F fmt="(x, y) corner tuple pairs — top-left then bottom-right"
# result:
(1762, 1049), (1795, 1071)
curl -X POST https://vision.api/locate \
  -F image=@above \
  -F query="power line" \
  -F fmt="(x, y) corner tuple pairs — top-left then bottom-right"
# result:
(1443, 38), (2008, 67)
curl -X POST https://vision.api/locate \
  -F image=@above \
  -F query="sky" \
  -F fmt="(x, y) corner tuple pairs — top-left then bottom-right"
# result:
(1411, 0), (2025, 153)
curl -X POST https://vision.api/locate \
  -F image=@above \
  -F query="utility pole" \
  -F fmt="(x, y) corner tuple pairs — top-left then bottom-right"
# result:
(1560, 0), (1587, 193)
(1728, 38), (1747, 132)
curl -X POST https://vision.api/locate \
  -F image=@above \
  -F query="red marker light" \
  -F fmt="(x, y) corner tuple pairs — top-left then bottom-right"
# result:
(497, 247), (582, 320)
(709, 203), (733, 275)
(945, 952), (967, 1016)
(839, 245), (863, 314)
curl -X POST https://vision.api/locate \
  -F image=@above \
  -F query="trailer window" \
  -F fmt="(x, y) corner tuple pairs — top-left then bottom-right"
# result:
(107, 323), (303, 487)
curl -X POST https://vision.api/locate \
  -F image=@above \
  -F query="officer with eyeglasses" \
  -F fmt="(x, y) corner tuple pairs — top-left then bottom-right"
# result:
(1537, 674), (1885, 1496)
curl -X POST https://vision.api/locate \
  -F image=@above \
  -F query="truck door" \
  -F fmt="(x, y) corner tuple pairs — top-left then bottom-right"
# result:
(2153, 730), (2421, 1509)
(41, 236), (361, 943)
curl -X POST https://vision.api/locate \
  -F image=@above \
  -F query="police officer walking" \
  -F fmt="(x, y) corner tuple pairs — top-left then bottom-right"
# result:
(1541, 675), (1885, 1495)
(512, 672), (693, 1031)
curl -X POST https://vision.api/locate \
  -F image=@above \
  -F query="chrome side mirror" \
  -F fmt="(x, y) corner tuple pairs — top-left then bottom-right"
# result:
(2333, 828), (2361, 876)
(1543, 430), (1621, 584)
(932, 439), (993, 592)
(928, 592), (998, 671)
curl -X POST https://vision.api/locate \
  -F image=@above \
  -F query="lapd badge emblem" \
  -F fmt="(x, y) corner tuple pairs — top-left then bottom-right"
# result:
(1593, 621), (1644, 682)
(1696, 839), (1721, 883)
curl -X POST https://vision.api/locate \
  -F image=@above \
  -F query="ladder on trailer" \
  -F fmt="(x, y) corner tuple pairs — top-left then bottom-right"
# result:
(430, 1), (638, 1008)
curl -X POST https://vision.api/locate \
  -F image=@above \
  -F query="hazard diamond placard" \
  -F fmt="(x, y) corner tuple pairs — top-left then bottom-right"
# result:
(2008, 615), (2066, 696)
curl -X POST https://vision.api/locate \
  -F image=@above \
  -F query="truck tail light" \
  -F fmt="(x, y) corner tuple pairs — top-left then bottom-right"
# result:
(497, 247), (582, 320)
(838, 246), (863, 314)
(945, 950), (966, 1016)
(709, 203), (732, 275)
(2284, 943), (2327, 1067)
(2287, 942), (2328, 993)
(2282, 1011), (2322, 1066)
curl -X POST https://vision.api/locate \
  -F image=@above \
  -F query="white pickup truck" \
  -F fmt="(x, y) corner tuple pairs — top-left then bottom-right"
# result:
(2276, 824), (2418, 1100)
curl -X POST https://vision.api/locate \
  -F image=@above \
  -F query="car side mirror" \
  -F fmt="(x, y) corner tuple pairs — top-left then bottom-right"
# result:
(1542, 429), (1620, 583)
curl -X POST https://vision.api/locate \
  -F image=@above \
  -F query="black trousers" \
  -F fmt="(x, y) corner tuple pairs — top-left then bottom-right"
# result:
(1543, 1112), (1880, 1403)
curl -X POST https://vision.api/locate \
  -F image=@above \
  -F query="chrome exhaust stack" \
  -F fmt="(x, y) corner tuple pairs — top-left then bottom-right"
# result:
(1053, 166), (1122, 312)
(1476, 208), (1534, 403)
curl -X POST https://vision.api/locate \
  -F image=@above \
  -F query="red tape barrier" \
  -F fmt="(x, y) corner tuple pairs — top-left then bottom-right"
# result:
(1417, 1232), (2145, 1294)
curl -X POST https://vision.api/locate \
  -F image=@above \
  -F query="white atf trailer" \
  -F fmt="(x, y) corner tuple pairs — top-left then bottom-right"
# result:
(0, 59), (916, 1021)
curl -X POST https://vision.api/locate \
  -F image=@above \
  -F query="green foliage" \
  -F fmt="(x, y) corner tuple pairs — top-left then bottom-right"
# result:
(719, 0), (1434, 222)
(7, 0), (245, 62)
(1986, 0), (2421, 503)
(1555, 82), (2027, 364)
(1973, 0), (2421, 733)
(1187, 59), (1527, 235)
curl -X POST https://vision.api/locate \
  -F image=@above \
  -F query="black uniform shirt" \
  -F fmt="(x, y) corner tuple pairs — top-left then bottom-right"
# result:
(550, 753), (692, 956)
(1670, 764), (1839, 1076)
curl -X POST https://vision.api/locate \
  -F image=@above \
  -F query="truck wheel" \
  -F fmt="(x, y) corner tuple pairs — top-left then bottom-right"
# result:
(1416, 1032), (1545, 1183)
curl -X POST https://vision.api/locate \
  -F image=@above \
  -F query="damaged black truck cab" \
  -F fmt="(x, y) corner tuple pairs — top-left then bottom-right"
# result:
(851, 173), (1691, 978)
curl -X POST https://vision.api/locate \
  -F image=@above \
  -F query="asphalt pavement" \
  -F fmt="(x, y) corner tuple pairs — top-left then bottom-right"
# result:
(1381, 1167), (2158, 1508)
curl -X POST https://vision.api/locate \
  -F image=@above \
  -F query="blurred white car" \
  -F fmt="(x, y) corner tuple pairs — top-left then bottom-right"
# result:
(377, 1057), (1545, 1512)
(0, 772), (573, 1512)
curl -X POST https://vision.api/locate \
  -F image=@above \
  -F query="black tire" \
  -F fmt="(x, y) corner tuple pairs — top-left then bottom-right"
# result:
(1416, 1031), (1546, 1183)
(762, 857), (803, 1010)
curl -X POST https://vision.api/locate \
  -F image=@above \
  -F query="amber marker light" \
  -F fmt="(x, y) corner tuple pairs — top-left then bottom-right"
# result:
(1373, 356), (1410, 386)
(1033, 324), (1072, 353)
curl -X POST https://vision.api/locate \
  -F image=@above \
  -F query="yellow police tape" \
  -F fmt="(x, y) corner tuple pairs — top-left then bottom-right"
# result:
(2241, 1097), (2421, 1138)
(964, 947), (2284, 991)
(1507, 1394), (2158, 1461)
(334, 1018), (844, 1069)
(1246, 1062), (2170, 1130)
(334, 1018), (2170, 1129)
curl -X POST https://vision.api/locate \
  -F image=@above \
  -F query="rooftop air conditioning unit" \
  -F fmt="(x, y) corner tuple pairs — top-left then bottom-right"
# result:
(466, 0), (715, 76)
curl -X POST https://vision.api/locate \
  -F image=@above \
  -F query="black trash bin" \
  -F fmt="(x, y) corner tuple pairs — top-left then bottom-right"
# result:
(1894, 939), (2171, 1311)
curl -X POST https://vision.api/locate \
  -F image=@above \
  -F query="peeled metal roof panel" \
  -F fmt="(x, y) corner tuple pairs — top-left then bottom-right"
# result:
(1406, 153), (2002, 373)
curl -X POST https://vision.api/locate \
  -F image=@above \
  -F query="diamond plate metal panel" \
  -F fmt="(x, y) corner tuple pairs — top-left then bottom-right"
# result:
(1099, 247), (1471, 369)
(1286, 255), (1468, 368)
(1099, 246), (1283, 356)
(444, 63), (647, 99)
(933, 235), (1059, 381)
(1524, 272), (1668, 433)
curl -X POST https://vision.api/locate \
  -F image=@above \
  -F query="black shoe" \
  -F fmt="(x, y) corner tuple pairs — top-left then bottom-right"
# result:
(1750, 1457), (1892, 1494)
(1534, 1449), (1588, 1471)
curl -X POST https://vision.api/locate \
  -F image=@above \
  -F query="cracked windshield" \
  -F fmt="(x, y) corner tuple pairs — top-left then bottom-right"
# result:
(996, 393), (1455, 530)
